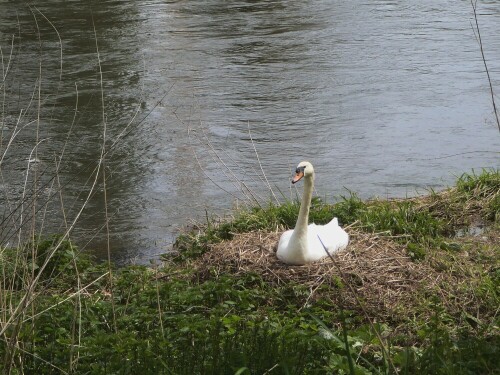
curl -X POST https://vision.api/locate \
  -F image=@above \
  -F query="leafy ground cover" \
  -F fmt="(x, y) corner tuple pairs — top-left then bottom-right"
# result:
(1, 170), (498, 374)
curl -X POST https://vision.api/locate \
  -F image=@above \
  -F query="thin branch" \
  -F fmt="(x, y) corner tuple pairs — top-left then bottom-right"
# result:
(471, 0), (500, 132)
(247, 121), (280, 205)
(91, 9), (117, 334)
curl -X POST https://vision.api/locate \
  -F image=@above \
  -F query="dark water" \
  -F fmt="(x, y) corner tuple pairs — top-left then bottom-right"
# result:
(0, 0), (499, 263)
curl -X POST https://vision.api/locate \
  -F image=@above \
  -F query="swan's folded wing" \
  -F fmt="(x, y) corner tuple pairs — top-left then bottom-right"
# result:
(316, 220), (349, 252)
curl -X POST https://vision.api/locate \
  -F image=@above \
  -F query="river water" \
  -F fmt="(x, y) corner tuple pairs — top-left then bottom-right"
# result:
(0, 0), (499, 263)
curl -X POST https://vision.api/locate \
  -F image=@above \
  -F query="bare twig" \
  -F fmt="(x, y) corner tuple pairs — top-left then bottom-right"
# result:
(247, 121), (280, 205)
(91, 9), (117, 334)
(471, 0), (500, 132)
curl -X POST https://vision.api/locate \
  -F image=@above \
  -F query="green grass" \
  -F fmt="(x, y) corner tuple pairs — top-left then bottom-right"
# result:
(175, 169), (498, 262)
(1, 170), (499, 374)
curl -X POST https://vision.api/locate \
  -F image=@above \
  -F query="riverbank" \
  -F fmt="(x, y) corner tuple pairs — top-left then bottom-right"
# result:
(1, 170), (498, 374)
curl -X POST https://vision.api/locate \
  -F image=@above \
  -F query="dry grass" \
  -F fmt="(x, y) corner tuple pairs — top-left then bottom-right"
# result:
(192, 225), (499, 325)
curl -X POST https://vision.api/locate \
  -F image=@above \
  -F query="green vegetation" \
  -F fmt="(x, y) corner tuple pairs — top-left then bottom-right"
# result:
(175, 169), (499, 260)
(1, 170), (499, 374)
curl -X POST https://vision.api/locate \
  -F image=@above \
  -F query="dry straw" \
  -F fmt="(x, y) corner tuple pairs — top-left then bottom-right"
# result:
(190, 225), (498, 326)
(195, 228), (427, 316)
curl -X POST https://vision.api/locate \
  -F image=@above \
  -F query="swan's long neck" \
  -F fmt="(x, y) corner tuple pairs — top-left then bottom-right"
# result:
(295, 175), (314, 235)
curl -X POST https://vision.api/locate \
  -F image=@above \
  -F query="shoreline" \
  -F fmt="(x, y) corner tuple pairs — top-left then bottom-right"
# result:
(1, 169), (498, 373)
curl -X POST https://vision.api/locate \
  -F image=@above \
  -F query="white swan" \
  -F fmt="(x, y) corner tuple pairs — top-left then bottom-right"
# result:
(277, 161), (349, 265)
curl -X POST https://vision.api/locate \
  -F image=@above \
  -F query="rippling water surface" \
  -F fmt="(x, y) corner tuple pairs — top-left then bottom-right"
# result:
(0, 1), (498, 263)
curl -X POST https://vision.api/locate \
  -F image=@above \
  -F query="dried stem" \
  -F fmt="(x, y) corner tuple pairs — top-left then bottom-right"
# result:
(471, 0), (500, 132)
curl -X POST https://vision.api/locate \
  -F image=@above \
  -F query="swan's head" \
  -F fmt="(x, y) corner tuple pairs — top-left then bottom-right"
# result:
(292, 161), (314, 184)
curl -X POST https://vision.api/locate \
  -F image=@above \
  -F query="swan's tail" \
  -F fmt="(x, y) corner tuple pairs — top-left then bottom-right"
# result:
(328, 217), (339, 226)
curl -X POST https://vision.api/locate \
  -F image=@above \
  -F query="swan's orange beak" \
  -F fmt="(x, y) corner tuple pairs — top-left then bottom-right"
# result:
(292, 170), (304, 184)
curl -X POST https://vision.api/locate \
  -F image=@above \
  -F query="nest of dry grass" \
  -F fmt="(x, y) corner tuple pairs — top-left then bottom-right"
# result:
(194, 228), (426, 320)
(191, 225), (499, 323)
